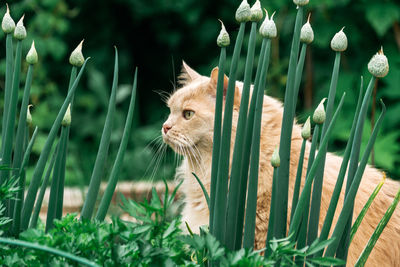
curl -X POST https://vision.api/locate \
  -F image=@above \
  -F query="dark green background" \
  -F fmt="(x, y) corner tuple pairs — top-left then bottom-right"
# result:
(1, 0), (399, 186)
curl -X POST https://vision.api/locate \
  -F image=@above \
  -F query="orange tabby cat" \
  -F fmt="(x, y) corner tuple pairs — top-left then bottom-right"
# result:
(161, 62), (400, 266)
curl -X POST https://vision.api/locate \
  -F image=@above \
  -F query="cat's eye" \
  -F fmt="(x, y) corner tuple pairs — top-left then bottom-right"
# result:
(183, 110), (195, 120)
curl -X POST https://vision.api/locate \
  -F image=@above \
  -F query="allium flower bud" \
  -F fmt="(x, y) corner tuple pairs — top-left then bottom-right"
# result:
(2, 4), (15, 34)
(217, 20), (230, 47)
(62, 104), (71, 126)
(250, 0), (263, 22)
(300, 14), (313, 44)
(259, 10), (277, 38)
(301, 117), (311, 139)
(293, 0), (309, 6)
(26, 41), (38, 65)
(271, 147), (280, 167)
(235, 0), (251, 23)
(26, 105), (33, 125)
(14, 15), (26, 40)
(313, 98), (326, 124)
(330, 27), (347, 52)
(368, 47), (389, 78)
(69, 40), (85, 67)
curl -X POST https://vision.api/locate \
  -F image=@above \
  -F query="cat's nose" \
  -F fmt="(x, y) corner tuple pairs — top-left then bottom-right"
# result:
(163, 124), (172, 134)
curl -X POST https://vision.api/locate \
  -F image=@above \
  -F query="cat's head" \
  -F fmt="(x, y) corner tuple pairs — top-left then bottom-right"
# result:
(162, 62), (240, 156)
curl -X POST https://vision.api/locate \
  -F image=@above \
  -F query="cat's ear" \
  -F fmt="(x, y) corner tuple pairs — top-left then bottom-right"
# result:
(179, 61), (201, 84)
(209, 67), (241, 107)
(209, 67), (229, 94)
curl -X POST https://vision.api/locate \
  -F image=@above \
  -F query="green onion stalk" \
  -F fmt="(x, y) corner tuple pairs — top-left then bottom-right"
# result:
(324, 100), (386, 257)
(1, 16), (26, 200)
(330, 49), (389, 259)
(209, 21), (229, 232)
(0, 4), (15, 167)
(354, 187), (400, 267)
(212, 0), (250, 244)
(95, 69), (137, 221)
(225, 0), (262, 250)
(80, 47), (119, 220)
(316, 77), (364, 255)
(289, 16), (314, 247)
(289, 93), (346, 239)
(29, 146), (58, 229)
(265, 147), (280, 257)
(9, 41), (37, 221)
(11, 126), (38, 236)
(296, 99), (325, 249)
(46, 41), (84, 230)
(232, 39), (267, 250)
(308, 28), (347, 246)
(290, 117), (310, 222)
(273, 2), (304, 239)
(20, 58), (89, 230)
(46, 109), (71, 232)
(350, 174), (386, 242)
(292, 13), (313, 116)
(243, 36), (272, 249)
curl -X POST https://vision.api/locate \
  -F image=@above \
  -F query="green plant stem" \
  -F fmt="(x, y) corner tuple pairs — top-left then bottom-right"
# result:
(95, 69), (137, 221)
(317, 77), (364, 250)
(274, 6), (303, 239)
(354, 188), (400, 267)
(0, 237), (100, 267)
(292, 43), (307, 117)
(11, 127), (38, 236)
(289, 93), (346, 239)
(234, 38), (267, 249)
(297, 124), (319, 249)
(193, 172), (210, 209)
(46, 65), (76, 228)
(226, 21), (257, 250)
(20, 58), (89, 230)
(46, 126), (69, 232)
(12, 65), (34, 177)
(265, 167), (278, 257)
(350, 176), (385, 242)
(243, 39), (271, 249)
(324, 100), (385, 257)
(81, 48), (119, 220)
(209, 47), (226, 232)
(1, 34), (14, 167)
(29, 146), (58, 229)
(212, 22), (246, 244)
(9, 64), (35, 220)
(336, 76), (376, 260)
(1, 41), (23, 195)
(308, 52), (341, 246)
(290, 139), (306, 222)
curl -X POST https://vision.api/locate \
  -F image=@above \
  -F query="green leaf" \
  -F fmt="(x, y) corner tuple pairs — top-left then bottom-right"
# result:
(162, 219), (177, 239)
(366, 3), (400, 37)
(310, 257), (345, 266)
(306, 238), (334, 255)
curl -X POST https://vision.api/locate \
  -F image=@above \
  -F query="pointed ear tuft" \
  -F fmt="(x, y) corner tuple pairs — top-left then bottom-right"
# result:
(209, 67), (229, 95)
(178, 60), (201, 85)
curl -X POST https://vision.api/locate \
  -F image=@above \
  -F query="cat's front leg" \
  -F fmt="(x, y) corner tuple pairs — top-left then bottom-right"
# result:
(181, 203), (209, 234)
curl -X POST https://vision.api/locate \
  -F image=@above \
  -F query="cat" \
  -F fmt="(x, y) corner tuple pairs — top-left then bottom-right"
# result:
(161, 62), (400, 266)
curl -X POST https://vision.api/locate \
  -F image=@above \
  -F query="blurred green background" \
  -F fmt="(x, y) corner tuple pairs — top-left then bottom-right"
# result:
(1, 0), (399, 186)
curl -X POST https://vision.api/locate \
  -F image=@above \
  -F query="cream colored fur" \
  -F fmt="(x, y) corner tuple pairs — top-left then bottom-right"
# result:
(162, 64), (400, 266)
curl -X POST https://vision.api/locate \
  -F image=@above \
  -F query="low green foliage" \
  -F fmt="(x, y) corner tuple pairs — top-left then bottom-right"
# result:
(0, 183), (343, 266)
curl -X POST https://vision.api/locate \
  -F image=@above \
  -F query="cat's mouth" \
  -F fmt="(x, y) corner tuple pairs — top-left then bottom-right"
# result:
(162, 132), (197, 156)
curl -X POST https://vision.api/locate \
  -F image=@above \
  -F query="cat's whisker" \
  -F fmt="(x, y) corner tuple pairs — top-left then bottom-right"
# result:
(142, 141), (163, 179)
(184, 136), (206, 177)
(151, 143), (167, 182)
(144, 140), (166, 183)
